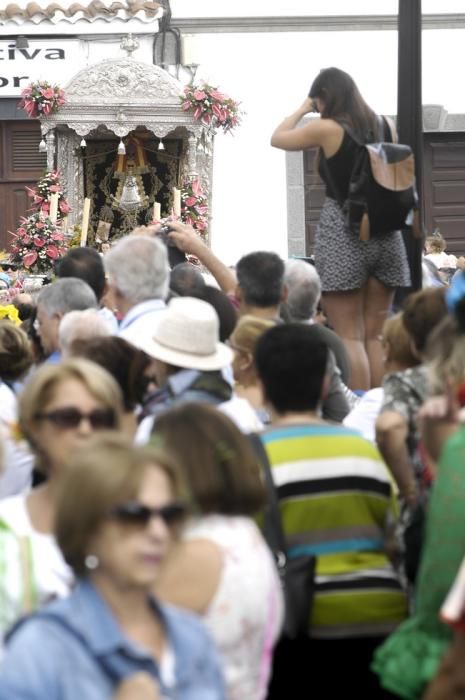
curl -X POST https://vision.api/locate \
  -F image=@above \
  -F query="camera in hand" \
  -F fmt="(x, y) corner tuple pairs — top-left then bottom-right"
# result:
(157, 224), (187, 268)
(158, 224), (176, 247)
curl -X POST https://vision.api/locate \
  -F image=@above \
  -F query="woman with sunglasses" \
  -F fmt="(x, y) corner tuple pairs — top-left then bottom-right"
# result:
(154, 403), (283, 700)
(0, 434), (225, 699)
(0, 358), (123, 640)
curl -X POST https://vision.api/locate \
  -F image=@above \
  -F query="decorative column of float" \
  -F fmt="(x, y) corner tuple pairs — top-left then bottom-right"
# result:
(45, 130), (56, 172)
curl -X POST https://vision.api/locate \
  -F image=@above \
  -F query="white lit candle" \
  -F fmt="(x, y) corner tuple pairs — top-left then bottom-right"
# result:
(173, 187), (181, 217)
(49, 193), (59, 224)
(153, 201), (161, 221)
(182, 34), (196, 66)
(80, 198), (91, 247)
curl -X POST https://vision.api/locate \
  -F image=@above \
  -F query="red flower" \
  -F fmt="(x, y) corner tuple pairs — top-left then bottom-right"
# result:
(23, 251), (38, 267)
(185, 196), (197, 207)
(191, 180), (202, 196)
(59, 200), (71, 214)
(46, 245), (59, 259)
(16, 227), (27, 237)
(51, 232), (64, 241)
(212, 104), (222, 119)
(193, 106), (203, 120)
(33, 236), (46, 247)
(41, 87), (55, 100)
(209, 89), (225, 101)
(193, 90), (206, 100)
(35, 222), (45, 230)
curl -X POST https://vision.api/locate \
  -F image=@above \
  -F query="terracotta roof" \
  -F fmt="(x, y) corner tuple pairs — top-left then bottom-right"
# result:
(0, 0), (162, 24)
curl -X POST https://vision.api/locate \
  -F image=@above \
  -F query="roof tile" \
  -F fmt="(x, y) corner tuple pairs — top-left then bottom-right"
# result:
(0, 0), (161, 23)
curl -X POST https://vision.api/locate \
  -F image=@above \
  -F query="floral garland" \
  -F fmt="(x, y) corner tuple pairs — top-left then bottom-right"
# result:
(181, 179), (208, 237)
(19, 81), (65, 118)
(181, 82), (242, 134)
(26, 170), (71, 219)
(9, 212), (67, 274)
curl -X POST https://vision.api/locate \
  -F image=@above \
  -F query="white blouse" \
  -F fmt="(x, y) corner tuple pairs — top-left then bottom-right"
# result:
(184, 515), (284, 700)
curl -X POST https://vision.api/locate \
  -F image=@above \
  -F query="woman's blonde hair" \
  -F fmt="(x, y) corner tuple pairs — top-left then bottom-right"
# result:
(426, 231), (446, 254)
(230, 315), (275, 357)
(55, 432), (187, 577)
(427, 316), (465, 394)
(18, 358), (124, 454)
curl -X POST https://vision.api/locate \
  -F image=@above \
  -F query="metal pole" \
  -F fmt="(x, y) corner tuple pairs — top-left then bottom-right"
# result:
(397, 0), (423, 296)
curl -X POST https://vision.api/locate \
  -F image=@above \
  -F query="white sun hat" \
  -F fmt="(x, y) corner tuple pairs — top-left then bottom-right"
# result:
(134, 296), (233, 371)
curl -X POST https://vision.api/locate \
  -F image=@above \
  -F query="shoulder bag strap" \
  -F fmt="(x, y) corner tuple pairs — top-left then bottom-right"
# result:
(248, 433), (287, 557)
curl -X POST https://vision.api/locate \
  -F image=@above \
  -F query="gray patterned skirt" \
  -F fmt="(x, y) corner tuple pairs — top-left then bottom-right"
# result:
(314, 198), (411, 292)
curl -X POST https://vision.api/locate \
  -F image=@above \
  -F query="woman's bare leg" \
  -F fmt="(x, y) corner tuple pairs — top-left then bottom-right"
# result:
(322, 289), (370, 391)
(363, 277), (395, 388)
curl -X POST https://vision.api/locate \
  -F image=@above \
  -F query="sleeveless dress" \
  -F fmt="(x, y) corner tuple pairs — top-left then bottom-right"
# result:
(184, 514), (284, 700)
(314, 129), (411, 293)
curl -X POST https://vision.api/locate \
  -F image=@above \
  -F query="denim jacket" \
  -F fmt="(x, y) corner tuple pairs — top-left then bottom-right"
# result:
(0, 580), (225, 700)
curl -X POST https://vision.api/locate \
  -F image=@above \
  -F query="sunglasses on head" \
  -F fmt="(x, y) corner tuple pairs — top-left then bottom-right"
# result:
(110, 501), (187, 528)
(35, 407), (116, 430)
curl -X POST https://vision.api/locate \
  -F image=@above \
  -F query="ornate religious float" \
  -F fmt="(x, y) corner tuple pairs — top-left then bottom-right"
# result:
(38, 43), (214, 245)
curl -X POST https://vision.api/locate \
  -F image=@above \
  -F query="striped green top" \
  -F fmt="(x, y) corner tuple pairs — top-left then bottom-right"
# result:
(261, 423), (407, 639)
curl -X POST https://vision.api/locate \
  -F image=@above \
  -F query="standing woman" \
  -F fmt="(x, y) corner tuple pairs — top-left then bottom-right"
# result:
(271, 67), (410, 390)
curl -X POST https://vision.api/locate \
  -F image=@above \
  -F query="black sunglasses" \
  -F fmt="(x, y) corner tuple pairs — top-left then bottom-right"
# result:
(110, 501), (187, 528)
(35, 407), (116, 430)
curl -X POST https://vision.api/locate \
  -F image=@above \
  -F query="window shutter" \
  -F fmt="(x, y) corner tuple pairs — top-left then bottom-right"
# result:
(12, 129), (47, 171)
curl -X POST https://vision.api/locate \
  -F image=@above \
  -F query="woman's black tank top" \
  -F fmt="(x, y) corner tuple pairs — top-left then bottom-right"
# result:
(318, 130), (360, 202)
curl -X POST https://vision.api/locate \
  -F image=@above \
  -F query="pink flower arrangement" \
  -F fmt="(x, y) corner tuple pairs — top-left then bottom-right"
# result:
(9, 212), (67, 274)
(19, 81), (65, 118)
(26, 170), (71, 220)
(181, 82), (242, 134)
(181, 179), (208, 237)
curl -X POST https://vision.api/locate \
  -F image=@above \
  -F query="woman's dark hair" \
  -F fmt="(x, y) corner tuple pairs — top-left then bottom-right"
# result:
(70, 336), (152, 411)
(402, 287), (447, 356)
(309, 67), (377, 140)
(193, 285), (237, 341)
(0, 321), (33, 381)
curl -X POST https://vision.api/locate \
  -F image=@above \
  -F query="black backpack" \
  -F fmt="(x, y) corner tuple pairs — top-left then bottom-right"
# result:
(334, 116), (420, 240)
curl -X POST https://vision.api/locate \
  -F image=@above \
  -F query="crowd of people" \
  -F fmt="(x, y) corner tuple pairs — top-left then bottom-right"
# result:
(1, 65), (465, 699)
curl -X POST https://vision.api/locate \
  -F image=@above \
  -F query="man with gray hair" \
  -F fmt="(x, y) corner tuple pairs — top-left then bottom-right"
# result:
(283, 258), (356, 419)
(35, 277), (98, 362)
(284, 259), (351, 385)
(104, 235), (169, 344)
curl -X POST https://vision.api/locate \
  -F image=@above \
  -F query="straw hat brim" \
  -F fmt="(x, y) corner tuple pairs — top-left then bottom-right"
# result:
(136, 335), (234, 371)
